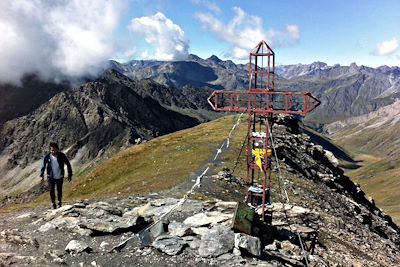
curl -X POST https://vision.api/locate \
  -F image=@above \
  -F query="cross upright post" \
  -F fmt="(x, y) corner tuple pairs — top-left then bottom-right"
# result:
(208, 40), (320, 222)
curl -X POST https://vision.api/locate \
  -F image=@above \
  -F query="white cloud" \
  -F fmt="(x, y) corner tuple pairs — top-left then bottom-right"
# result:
(196, 6), (300, 60)
(191, 0), (221, 13)
(373, 38), (399, 56)
(0, 0), (123, 85)
(286, 25), (300, 41)
(128, 12), (189, 61)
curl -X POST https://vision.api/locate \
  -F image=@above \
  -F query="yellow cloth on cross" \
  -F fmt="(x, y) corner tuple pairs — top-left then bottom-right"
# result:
(252, 148), (266, 171)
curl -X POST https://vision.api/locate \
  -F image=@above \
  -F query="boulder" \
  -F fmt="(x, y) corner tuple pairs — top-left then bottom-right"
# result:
(324, 150), (339, 167)
(198, 225), (234, 257)
(65, 240), (91, 253)
(234, 233), (261, 257)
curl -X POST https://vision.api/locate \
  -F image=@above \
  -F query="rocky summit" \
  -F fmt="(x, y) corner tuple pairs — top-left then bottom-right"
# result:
(0, 116), (399, 266)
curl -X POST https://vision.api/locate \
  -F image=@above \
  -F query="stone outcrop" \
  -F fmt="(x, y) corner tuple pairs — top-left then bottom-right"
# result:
(272, 115), (400, 247)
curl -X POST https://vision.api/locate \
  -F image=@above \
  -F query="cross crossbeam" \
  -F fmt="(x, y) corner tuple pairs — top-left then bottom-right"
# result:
(207, 90), (321, 115)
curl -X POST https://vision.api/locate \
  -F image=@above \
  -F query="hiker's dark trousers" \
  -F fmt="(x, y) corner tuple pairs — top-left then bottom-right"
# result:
(48, 177), (63, 204)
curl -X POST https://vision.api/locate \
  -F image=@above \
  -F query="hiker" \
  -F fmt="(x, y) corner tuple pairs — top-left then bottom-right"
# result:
(40, 142), (72, 209)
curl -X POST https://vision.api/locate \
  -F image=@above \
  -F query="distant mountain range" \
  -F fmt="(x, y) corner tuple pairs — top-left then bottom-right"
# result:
(108, 54), (249, 90)
(110, 56), (400, 124)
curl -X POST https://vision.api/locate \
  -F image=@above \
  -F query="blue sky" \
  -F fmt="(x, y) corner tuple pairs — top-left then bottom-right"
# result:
(117, 0), (400, 67)
(1, 0), (399, 84)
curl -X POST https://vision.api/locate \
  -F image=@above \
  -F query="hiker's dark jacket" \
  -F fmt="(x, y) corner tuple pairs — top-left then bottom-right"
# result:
(40, 152), (72, 179)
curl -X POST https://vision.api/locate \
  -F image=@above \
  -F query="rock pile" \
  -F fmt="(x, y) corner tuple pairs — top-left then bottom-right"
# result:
(0, 196), (325, 266)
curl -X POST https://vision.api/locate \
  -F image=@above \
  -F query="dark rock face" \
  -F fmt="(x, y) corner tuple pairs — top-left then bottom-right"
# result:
(0, 74), (200, 200)
(0, 74), (70, 126)
(99, 69), (212, 111)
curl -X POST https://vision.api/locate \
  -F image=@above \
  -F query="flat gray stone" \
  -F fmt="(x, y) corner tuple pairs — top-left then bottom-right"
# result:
(78, 216), (138, 234)
(87, 202), (122, 216)
(183, 212), (232, 227)
(45, 205), (74, 221)
(15, 213), (34, 221)
(168, 221), (191, 237)
(38, 222), (56, 233)
(217, 253), (234, 260)
(152, 235), (185, 255)
(150, 220), (167, 238)
(191, 227), (209, 236)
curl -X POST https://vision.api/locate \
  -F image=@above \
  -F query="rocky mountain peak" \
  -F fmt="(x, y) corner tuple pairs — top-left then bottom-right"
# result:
(310, 61), (328, 69)
(187, 54), (203, 63)
(207, 55), (222, 64)
(349, 62), (359, 73)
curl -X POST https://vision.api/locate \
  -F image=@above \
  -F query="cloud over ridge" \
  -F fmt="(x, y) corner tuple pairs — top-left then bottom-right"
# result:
(129, 12), (189, 61)
(373, 38), (399, 57)
(196, 6), (300, 59)
(0, 0), (122, 85)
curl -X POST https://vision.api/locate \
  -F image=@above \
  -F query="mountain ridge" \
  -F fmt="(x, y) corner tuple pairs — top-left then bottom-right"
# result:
(0, 73), (204, 198)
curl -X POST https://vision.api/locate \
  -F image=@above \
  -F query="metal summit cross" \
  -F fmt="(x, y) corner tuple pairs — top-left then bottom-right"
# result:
(207, 40), (321, 222)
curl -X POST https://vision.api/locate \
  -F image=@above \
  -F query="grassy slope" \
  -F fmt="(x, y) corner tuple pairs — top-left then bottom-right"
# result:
(26, 115), (245, 206)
